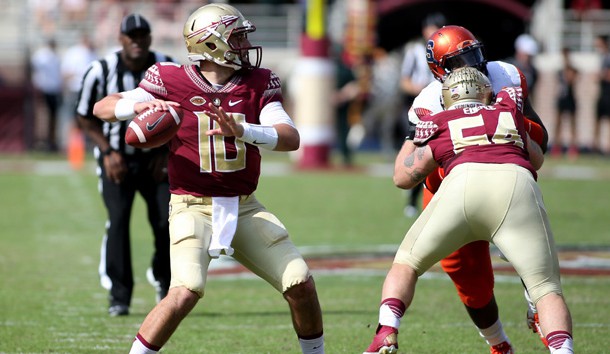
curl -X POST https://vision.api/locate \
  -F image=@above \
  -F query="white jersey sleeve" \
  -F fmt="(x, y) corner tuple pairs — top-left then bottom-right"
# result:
(120, 87), (156, 102)
(408, 80), (443, 124)
(260, 101), (296, 127)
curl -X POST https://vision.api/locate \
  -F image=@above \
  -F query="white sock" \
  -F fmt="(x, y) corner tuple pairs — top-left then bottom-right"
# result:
(129, 336), (159, 354)
(549, 338), (574, 354)
(478, 319), (510, 346)
(379, 303), (401, 329)
(299, 335), (324, 354)
(548, 333), (574, 353)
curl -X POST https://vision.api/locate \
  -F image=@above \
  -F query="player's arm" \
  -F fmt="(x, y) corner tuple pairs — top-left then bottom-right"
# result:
(524, 116), (545, 146)
(392, 119), (418, 181)
(92, 88), (177, 123)
(206, 101), (299, 152)
(523, 98), (548, 153)
(259, 101), (299, 151)
(527, 134), (544, 170)
(514, 66), (549, 152)
(394, 143), (438, 190)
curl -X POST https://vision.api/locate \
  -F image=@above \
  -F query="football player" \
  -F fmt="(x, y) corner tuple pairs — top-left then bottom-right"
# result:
(364, 67), (573, 354)
(383, 26), (548, 354)
(92, 4), (324, 354)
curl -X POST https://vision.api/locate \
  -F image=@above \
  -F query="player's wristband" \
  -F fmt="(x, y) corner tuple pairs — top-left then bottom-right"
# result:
(239, 123), (278, 150)
(114, 98), (137, 121)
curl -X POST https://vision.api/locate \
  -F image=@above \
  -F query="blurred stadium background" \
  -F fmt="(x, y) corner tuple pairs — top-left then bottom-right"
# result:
(1, 0), (610, 163)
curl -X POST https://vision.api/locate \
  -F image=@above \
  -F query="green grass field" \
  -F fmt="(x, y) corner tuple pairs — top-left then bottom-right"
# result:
(1, 152), (609, 353)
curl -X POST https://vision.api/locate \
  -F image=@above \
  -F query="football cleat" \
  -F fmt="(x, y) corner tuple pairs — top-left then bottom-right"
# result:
(527, 308), (549, 348)
(363, 325), (398, 354)
(490, 341), (514, 354)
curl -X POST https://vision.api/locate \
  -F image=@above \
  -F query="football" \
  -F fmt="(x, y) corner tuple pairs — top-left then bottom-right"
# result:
(125, 106), (183, 149)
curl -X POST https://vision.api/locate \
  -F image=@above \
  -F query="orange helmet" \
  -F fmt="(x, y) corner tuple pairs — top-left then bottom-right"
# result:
(426, 25), (486, 81)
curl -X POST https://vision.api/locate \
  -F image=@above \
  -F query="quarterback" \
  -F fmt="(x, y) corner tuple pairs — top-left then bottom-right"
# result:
(93, 4), (324, 353)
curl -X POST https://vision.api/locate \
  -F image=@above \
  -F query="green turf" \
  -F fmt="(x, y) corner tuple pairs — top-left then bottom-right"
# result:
(0, 153), (609, 353)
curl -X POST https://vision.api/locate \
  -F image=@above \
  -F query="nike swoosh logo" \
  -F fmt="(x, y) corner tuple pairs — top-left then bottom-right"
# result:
(252, 140), (267, 145)
(146, 113), (166, 131)
(228, 99), (243, 107)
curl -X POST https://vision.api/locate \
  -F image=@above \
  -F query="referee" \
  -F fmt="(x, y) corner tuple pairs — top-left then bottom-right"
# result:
(76, 14), (173, 317)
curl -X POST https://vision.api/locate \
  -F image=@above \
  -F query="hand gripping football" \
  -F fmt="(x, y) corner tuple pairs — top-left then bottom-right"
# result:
(125, 106), (183, 148)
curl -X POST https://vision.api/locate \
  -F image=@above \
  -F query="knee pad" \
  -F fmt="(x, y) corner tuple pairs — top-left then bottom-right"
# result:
(281, 258), (311, 293)
(169, 212), (211, 297)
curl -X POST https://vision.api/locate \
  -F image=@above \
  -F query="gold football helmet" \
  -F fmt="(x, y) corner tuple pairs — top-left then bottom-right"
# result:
(183, 4), (262, 69)
(442, 67), (493, 109)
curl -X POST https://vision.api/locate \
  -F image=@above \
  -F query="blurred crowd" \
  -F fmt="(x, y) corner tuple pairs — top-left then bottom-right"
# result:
(26, 0), (206, 152)
(18, 1), (610, 160)
(30, 0), (204, 51)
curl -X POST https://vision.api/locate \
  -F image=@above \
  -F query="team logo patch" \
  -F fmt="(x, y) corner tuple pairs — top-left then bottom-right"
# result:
(450, 86), (461, 101)
(213, 98), (221, 107)
(190, 96), (206, 106)
(426, 40), (437, 65)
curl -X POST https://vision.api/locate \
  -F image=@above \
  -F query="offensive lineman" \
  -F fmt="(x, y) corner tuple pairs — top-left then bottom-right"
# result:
(408, 26), (548, 353)
(363, 67), (573, 354)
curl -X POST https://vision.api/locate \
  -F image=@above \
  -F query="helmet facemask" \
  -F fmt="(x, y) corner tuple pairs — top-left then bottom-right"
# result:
(224, 26), (262, 69)
(442, 43), (487, 80)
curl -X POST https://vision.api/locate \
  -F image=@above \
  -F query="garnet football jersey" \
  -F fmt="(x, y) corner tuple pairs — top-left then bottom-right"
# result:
(410, 60), (529, 192)
(140, 63), (283, 196)
(414, 87), (537, 179)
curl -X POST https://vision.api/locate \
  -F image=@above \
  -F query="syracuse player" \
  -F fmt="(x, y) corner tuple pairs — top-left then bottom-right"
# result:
(407, 26), (548, 353)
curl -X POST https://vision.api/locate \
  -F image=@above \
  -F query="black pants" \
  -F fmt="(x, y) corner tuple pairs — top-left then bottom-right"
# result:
(98, 153), (171, 307)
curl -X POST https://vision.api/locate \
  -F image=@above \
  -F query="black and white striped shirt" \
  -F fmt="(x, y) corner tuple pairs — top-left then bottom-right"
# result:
(76, 50), (173, 155)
